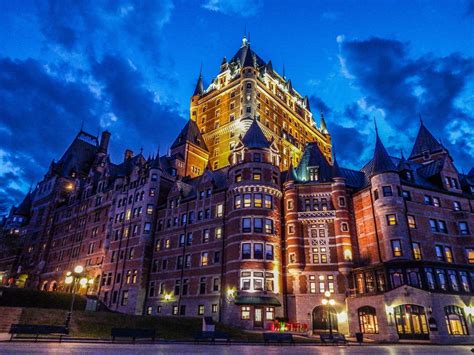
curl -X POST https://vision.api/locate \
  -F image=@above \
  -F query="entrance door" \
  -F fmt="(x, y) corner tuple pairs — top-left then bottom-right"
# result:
(254, 307), (263, 328)
(312, 305), (338, 334)
(394, 304), (429, 340)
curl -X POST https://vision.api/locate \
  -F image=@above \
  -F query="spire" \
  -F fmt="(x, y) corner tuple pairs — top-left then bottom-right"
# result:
(303, 96), (311, 112)
(282, 63), (286, 80)
(193, 67), (204, 96)
(151, 146), (161, 169)
(320, 112), (328, 134)
(369, 122), (396, 176)
(409, 117), (445, 159)
(332, 150), (342, 177)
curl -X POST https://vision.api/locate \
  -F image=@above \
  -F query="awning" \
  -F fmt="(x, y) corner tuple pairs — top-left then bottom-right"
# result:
(234, 295), (281, 306)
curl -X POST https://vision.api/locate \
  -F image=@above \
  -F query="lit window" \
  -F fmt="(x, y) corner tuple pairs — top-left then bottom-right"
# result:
(308, 167), (319, 181)
(244, 194), (252, 208)
(412, 242), (422, 260)
(198, 305), (205, 315)
(432, 197), (441, 207)
(264, 194), (272, 208)
(215, 227), (222, 239)
(216, 204), (223, 217)
(253, 172), (261, 181)
(407, 215), (416, 229)
(201, 252), (209, 266)
(265, 307), (275, 321)
(453, 201), (461, 211)
(466, 248), (474, 264)
(241, 306), (251, 320)
(435, 245), (444, 261)
(264, 219), (274, 234)
(386, 214), (397, 226)
(358, 306), (379, 334)
(444, 246), (453, 263)
(391, 240), (402, 257)
(254, 193), (262, 208)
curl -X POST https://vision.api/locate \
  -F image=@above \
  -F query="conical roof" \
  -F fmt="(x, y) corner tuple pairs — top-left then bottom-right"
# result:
(193, 74), (204, 96)
(241, 119), (271, 149)
(364, 132), (396, 177)
(409, 120), (444, 159)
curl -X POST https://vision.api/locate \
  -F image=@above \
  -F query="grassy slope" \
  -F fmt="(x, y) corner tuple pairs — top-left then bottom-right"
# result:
(19, 308), (261, 341)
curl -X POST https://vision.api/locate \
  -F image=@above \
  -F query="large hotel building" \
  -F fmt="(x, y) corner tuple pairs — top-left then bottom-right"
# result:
(1, 37), (474, 343)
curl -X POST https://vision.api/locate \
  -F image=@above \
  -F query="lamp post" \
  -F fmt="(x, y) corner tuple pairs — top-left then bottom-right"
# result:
(321, 290), (335, 337)
(64, 265), (86, 329)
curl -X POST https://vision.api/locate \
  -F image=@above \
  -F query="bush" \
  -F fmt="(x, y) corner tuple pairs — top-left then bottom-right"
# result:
(0, 287), (87, 310)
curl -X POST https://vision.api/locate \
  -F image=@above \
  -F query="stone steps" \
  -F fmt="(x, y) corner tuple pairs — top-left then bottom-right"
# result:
(0, 307), (23, 332)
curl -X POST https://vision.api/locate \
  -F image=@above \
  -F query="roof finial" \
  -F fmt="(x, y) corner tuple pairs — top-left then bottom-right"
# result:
(199, 62), (203, 77)
(248, 31), (251, 45)
(282, 63), (286, 80)
(400, 149), (405, 160)
(419, 112), (423, 125)
(80, 120), (84, 132)
(242, 26), (248, 47)
(374, 116), (379, 136)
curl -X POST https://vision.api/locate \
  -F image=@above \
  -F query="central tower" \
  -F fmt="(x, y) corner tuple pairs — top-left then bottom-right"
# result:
(190, 36), (332, 171)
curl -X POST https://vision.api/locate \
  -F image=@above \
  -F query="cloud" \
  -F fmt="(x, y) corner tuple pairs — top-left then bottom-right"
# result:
(467, 0), (474, 16)
(202, 0), (262, 17)
(335, 36), (474, 170)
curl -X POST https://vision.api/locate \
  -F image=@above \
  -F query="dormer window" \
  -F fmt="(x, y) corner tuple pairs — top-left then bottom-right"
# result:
(308, 167), (319, 181)
(405, 171), (413, 181)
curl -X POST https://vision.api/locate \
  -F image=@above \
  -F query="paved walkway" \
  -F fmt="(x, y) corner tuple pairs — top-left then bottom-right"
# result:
(0, 342), (473, 354)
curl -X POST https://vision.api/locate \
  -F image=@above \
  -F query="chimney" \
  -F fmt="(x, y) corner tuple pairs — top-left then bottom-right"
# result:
(124, 149), (134, 161)
(99, 131), (111, 153)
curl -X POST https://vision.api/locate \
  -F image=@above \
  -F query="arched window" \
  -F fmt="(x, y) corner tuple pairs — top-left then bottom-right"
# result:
(445, 306), (468, 335)
(358, 306), (378, 334)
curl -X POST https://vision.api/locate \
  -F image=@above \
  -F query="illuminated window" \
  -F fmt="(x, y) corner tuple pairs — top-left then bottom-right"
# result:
(253, 172), (261, 181)
(202, 229), (210, 243)
(453, 201), (461, 211)
(264, 219), (274, 234)
(241, 306), (251, 320)
(198, 305), (205, 315)
(466, 248), (474, 264)
(444, 246), (453, 263)
(216, 204), (223, 217)
(435, 245), (444, 261)
(358, 306), (379, 334)
(264, 194), (272, 208)
(244, 194), (252, 208)
(201, 252), (209, 266)
(432, 196), (441, 207)
(407, 215), (416, 229)
(265, 307), (275, 321)
(445, 306), (468, 335)
(391, 240), (402, 257)
(412, 242), (422, 260)
(254, 193), (262, 207)
(215, 227), (222, 239)
(308, 167), (319, 181)
(386, 214), (397, 226)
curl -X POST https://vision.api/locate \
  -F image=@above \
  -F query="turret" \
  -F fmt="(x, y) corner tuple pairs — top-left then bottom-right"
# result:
(98, 130), (111, 154)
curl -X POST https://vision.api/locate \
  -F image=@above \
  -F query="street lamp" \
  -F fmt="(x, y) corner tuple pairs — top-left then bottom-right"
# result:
(321, 290), (335, 337)
(64, 265), (86, 329)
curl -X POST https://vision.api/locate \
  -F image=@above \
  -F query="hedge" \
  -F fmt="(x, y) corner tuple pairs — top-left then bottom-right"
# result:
(0, 287), (87, 310)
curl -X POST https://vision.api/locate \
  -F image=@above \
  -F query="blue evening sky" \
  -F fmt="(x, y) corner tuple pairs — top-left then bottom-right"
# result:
(0, 0), (473, 212)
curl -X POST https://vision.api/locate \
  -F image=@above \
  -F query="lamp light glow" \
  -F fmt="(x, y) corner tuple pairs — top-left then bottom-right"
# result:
(65, 276), (73, 285)
(324, 291), (331, 298)
(79, 278), (88, 286)
(322, 299), (328, 305)
(74, 265), (84, 274)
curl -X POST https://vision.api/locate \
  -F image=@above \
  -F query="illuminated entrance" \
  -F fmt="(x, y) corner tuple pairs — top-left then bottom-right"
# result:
(312, 305), (338, 333)
(394, 304), (429, 340)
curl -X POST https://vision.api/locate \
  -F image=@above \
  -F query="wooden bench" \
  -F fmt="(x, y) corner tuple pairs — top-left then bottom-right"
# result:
(194, 331), (230, 343)
(9, 324), (69, 342)
(320, 333), (347, 344)
(263, 332), (294, 345)
(111, 328), (156, 342)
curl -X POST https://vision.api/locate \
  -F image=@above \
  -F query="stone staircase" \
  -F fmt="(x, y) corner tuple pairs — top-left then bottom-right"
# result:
(0, 307), (23, 333)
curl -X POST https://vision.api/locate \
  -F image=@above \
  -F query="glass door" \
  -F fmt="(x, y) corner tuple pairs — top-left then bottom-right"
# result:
(394, 304), (429, 340)
(254, 307), (263, 328)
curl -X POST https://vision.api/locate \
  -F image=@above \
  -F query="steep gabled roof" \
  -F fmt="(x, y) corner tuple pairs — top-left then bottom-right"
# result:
(363, 131), (396, 177)
(294, 143), (334, 182)
(13, 191), (32, 216)
(409, 120), (445, 159)
(56, 130), (99, 177)
(230, 38), (266, 69)
(241, 119), (271, 149)
(171, 120), (208, 151)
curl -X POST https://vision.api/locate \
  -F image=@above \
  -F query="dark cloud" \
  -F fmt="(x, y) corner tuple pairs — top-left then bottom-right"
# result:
(91, 54), (184, 157)
(467, 0), (474, 16)
(336, 37), (474, 170)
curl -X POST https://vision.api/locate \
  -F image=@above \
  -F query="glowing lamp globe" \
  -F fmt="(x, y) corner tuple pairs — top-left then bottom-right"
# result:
(74, 265), (84, 274)
(65, 276), (74, 285)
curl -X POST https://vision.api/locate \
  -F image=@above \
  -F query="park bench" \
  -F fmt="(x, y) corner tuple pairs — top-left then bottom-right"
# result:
(263, 332), (294, 345)
(320, 333), (347, 344)
(111, 328), (156, 342)
(194, 331), (230, 343)
(9, 324), (69, 342)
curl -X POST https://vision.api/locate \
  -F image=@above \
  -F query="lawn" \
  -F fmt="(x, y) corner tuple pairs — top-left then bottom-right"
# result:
(19, 307), (262, 341)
